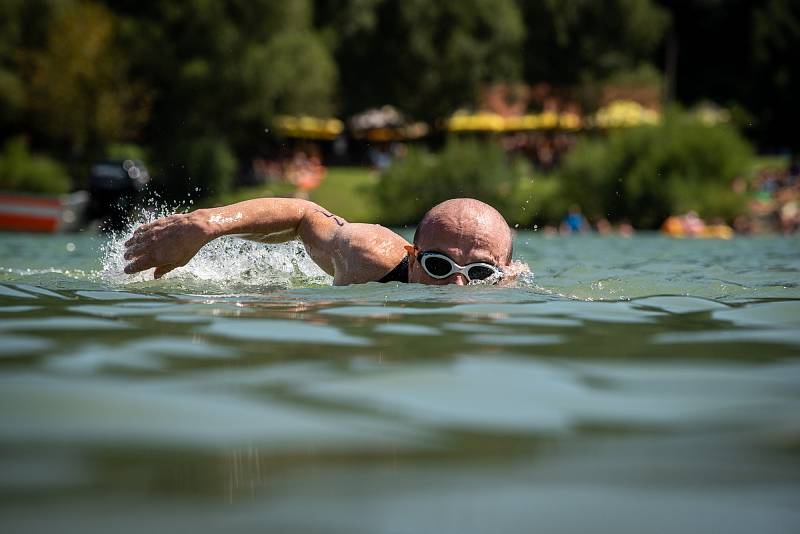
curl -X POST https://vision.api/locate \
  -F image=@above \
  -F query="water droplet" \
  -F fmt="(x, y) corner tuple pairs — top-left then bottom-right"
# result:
(66, 242), (76, 252)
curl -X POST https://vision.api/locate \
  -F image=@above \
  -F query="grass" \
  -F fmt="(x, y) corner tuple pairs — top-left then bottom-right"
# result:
(201, 166), (379, 222)
(309, 166), (379, 222)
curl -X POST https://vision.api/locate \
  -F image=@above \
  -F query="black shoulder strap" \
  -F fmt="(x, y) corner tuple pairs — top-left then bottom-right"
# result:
(377, 256), (409, 283)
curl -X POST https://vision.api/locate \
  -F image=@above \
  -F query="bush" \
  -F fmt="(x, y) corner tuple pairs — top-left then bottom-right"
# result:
(375, 138), (529, 225)
(0, 137), (71, 194)
(184, 138), (237, 196)
(556, 108), (753, 227)
(154, 137), (237, 199)
(106, 143), (149, 163)
(510, 173), (566, 227)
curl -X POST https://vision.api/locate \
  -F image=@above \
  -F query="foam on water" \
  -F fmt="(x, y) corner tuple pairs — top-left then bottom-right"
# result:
(100, 209), (333, 291)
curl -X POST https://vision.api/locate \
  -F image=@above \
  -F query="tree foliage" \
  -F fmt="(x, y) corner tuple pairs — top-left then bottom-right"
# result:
(0, 136), (70, 194)
(26, 2), (150, 155)
(319, 0), (525, 120)
(111, 0), (336, 139)
(519, 0), (670, 86)
(375, 139), (529, 225)
(0, 1), (53, 127)
(0, 0), (793, 200)
(661, 0), (800, 151)
(102, 0), (339, 195)
(555, 109), (753, 227)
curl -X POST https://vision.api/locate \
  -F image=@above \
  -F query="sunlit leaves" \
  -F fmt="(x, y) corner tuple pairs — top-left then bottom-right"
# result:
(26, 2), (151, 154)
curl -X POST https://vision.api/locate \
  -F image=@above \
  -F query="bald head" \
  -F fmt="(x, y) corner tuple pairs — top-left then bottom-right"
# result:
(414, 198), (513, 265)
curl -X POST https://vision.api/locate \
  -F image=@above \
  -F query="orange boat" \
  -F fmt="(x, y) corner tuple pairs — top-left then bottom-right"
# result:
(0, 191), (88, 233)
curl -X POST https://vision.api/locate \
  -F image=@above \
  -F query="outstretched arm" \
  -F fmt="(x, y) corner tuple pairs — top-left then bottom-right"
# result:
(123, 198), (409, 284)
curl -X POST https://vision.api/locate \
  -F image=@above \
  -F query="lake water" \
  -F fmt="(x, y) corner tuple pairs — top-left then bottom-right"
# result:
(0, 229), (799, 533)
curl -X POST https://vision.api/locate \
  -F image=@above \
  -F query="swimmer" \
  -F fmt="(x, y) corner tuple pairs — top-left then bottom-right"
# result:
(123, 197), (522, 285)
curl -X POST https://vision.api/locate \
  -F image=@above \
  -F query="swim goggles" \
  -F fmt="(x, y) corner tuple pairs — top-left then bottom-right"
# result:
(417, 251), (503, 283)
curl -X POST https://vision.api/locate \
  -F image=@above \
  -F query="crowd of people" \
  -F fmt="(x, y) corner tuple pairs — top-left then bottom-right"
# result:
(501, 132), (577, 170)
(732, 161), (799, 234)
(534, 205), (636, 237)
(251, 150), (327, 199)
(657, 160), (799, 238)
(661, 211), (734, 239)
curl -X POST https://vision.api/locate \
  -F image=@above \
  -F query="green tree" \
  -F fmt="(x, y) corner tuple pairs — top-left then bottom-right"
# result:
(319, 0), (525, 120)
(519, 0), (670, 87)
(375, 138), (529, 225)
(0, 1), (26, 130)
(26, 1), (150, 157)
(0, 136), (71, 194)
(657, 0), (800, 151)
(750, 0), (799, 151)
(556, 109), (753, 228)
(0, 0), (63, 134)
(240, 31), (337, 120)
(109, 0), (338, 197)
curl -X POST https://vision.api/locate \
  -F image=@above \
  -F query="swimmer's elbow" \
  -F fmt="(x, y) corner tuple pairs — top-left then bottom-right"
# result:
(296, 217), (340, 276)
(296, 206), (347, 243)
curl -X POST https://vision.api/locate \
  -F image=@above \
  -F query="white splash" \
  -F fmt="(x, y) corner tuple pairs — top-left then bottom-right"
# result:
(101, 208), (332, 290)
(468, 259), (534, 287)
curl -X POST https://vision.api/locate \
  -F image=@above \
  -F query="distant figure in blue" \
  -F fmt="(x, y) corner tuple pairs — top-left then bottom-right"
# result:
(561, 204), (588, 234)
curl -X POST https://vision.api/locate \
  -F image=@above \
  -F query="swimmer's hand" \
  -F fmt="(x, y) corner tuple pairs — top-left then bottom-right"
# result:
(124, 211), (213, 278)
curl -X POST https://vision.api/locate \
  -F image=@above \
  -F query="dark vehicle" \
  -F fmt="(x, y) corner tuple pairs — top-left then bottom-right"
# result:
(86, 160), (149, 232)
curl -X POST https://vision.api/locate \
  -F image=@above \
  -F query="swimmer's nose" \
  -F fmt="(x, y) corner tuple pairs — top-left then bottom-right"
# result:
(451, 274), (467, 285)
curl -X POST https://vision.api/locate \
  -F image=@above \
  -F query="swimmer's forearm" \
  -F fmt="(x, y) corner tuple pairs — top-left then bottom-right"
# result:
(123, 198), (337, 278)
(195, 198), (323, 242)
(192, 197), (342, 276)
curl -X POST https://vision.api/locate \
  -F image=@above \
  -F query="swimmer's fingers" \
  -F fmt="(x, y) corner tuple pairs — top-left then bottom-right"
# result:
(123, 234), (158, 257)
(123, 241), (150, 260)
(124, 255), (156, 274)
(126, 222), (155, 240)
(125, 225), (163, 249)
(133, 223), (151, 235)
(125, 216), (177, 246)
(153, 264), (176, 279)
(125, 229), (151, 247)
(124, 234), (138, 247)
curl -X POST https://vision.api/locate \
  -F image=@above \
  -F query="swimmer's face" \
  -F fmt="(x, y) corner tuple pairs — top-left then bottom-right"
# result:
(409, 199), (512, 285)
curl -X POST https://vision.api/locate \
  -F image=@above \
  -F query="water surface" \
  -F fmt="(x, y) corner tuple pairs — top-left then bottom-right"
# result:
(1, 231), (799, 534)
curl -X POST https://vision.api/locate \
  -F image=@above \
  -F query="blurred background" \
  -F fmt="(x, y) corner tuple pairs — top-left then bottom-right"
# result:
(0, 0), (798, 234)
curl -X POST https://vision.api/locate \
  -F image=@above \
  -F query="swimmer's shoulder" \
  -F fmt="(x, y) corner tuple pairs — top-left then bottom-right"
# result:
(332, 223), (410, 285)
